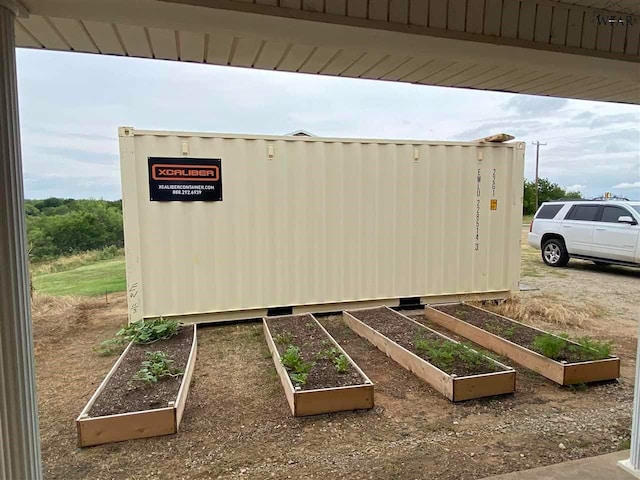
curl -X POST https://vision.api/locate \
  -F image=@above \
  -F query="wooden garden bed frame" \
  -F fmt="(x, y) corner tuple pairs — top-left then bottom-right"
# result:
(263, 314), (374, 416)
(343, 307), (516, 402)
(76, 324), (198, 447)
(424, 303), (620, 385)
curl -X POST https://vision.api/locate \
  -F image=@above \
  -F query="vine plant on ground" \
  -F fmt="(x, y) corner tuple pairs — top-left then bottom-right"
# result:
(97, 317), (181, 355)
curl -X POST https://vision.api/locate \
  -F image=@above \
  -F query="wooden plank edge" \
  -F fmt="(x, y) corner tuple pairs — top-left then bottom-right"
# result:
(342, 310), (454, 401)
(175, 324), (198, 430)
(452, 369), (517, 402)
(77, 340), (134, 420)
(384, 306), (514, 373)
(263, 319), (297, 415)
(425, 305), (566, 384)
(294, 383), (375, 416)
(457, 303), (620, 366)
(311, 313), (374, 386)
(562, 357), (621, 385)
(77, 407), (175, 448)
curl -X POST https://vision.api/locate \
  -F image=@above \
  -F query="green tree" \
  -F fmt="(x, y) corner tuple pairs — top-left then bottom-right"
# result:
(24, 198), (123, 260)
(523, 179), (582, 215)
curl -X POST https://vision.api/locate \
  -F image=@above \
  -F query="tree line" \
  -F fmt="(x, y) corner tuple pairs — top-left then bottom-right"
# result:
(25, 198), (123, 261)
(522, 179), (582, 215)
(24, 178), (579, 261)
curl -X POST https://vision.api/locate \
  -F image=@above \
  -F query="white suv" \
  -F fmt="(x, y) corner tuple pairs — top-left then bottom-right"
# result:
(528, 200), (640, 267)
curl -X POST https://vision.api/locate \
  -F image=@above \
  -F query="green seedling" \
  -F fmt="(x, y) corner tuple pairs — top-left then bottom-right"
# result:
(571, 337), (612, 360)
(414, 336), (497, 373)
(281, 345), (314, 387)
(130, 351), (184, 387)
(317, 347), (350, 374)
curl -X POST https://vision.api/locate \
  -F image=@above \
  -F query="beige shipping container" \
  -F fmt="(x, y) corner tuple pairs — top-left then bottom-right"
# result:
(119, 127), (525, 323)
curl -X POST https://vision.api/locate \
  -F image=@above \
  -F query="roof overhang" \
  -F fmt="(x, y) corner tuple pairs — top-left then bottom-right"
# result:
(12, 0), (640, 103)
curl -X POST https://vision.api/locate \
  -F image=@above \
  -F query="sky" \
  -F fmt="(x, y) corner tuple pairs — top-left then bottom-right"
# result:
(16, 48), (640, 201)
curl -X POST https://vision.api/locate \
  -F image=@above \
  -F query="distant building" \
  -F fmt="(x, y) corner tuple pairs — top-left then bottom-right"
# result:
(285, 130), (315, 137)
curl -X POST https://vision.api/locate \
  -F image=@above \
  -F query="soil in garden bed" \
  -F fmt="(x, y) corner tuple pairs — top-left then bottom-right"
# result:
(349, 308), (503, 377)
(434, 304), (606, 363)
(267, 315), (365, 391)
(88, 326), (194, 417)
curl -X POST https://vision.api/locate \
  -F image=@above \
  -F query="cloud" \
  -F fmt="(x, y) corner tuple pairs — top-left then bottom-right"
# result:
(612, 182), (640, 189)
(564, 184), (586, 191)
(14, 48), (640, 200)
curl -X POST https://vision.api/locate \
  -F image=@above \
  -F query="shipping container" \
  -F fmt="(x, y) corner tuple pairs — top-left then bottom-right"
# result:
(119, 127), (525, 323)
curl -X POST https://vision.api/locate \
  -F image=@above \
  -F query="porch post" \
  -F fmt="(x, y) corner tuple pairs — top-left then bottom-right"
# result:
(0, 2), (43, 479)
(620, 328), (640, 478)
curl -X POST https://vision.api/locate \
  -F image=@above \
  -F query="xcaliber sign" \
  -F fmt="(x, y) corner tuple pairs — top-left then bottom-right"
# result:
(148, 157), (223, 201)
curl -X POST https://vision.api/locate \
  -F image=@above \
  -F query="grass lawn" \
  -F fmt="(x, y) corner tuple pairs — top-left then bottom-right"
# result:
(33, 257), (126, 296)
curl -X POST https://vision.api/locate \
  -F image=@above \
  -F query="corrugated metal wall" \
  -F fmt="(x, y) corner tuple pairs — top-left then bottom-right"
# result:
(120, 128), (525, 322)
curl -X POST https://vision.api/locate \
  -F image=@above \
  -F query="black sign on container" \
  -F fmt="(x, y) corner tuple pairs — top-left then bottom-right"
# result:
(148, 157), (223, 202)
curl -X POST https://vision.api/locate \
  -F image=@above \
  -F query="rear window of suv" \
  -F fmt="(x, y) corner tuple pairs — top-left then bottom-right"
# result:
(535, 204), (563, 219)
(566, 204), (600, 221)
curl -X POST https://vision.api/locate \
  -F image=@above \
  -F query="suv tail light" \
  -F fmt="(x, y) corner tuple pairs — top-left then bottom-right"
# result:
(529, 219), (534, 232)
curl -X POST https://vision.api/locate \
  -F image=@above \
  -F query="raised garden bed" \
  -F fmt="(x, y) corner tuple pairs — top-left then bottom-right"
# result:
(263, 313), (374, 416)
(76, 324), (197, 447)
(424, 303), (620, 385)
(343, 306), (515, 402)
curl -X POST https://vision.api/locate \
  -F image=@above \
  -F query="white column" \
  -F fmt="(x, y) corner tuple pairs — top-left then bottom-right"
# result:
(620, 327), (640, 478)
(0, 2), (43, 479)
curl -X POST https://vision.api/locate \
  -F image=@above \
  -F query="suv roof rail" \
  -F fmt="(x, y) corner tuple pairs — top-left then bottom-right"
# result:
(590, 195), (630, 201)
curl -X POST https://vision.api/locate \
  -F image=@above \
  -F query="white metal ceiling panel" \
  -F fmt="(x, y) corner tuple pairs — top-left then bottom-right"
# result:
(550, 6), (570, 46)
(231, 37), (264, 67)
(49, 18), (97, 53)
(276, 44), (315, 71)
(205, 34), (234, 65)
(14, 22), (41, 48)
(179, 31), (205, 62)
(253, 41), (289, 69)
(340, 51), (388, 77)
(82, 20), (124, 55)
(116, 25), (152, 58)
(297, 46), (340, 73)
(18, 16), (68, 50)
(321, 48), (365, 75)
(361, 55), (411, 79)
(148, 27), (178, 60)
(381, 57), (430, 80)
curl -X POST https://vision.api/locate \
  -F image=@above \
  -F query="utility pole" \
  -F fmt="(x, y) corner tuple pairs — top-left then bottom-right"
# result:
(532, 141), (546, 211)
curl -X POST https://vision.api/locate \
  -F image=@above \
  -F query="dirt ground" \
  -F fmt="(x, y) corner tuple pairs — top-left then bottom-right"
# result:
(34, 230), (639, 479)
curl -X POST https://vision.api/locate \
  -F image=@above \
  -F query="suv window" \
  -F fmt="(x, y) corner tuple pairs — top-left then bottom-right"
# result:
(600, 206), (630, 223)
(536, 204), (563, 219)
(567, 205), (600, 221)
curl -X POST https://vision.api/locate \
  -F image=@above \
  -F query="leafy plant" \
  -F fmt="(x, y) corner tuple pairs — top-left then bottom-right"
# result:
(130, 351), (184, 386)
(532, 333), (568, 360)
(333, 354), (350, 374)
(317, 347), (350, 374)
(571, 337), (612, 360)
(281, 345), (314, 387)
(533, 333), (613, 362)
(97, 317), (180, 355)
(414, 336), (497, 373)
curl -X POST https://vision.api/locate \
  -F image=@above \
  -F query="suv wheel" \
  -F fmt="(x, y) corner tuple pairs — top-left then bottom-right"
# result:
(542, 239), (569, 267)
